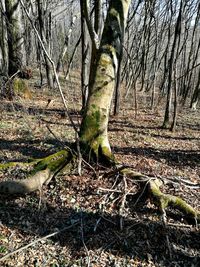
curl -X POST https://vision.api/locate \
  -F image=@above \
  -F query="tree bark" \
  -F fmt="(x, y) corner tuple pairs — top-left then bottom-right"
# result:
(80, 0), (131, 160)
(162, 0), (182, 129)
(36, 0), (54, 88)
(190, 67), (200, 110)
(5, 0), (26, 75)
(0, 0), (8, 75)
(80, 0), (89, 109)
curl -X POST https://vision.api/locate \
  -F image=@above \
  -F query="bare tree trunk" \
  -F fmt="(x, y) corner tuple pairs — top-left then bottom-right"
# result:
(36, 0), (53, 88)
(0, 0), (8, 75)
(5, 0), (26, 75)
(113, 54), (122, 116)
(64, 35), (81, 80)
(162, 1), (182, 129)
(181, 2), (200, 105)
(80, 0), (89, 109)
(56, 13), (77, 74)
(171, 67), (178, 131)
(190, 68), (200, 110)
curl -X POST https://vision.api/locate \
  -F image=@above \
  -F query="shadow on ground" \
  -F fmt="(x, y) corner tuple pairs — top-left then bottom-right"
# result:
(0, 191), (199, 267)
(113, 146), (200, 168)
(109, 120), (200, 137)
(0, 138), (70, 162)
(0, 101), (80, 118)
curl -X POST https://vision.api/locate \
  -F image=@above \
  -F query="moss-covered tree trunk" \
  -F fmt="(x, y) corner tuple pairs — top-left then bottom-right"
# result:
(80, 0), (131, 159)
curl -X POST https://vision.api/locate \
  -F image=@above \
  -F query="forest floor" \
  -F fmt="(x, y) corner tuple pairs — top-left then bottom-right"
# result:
(0, 72), (199, 267)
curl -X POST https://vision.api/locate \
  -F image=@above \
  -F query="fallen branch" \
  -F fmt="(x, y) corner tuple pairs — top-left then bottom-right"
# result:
(98, 187), (136, 195)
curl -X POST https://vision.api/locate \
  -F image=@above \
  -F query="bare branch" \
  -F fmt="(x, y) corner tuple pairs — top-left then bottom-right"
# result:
(82, 0), (99, 51)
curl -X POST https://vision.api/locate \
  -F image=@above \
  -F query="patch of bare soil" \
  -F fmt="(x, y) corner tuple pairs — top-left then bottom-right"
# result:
(0, 75), (199, 266)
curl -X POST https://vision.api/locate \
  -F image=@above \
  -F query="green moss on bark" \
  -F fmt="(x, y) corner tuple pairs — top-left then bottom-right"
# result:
(80, 106), (101, 143)
(149, 179), (200, 222)
(0, 162), (31, 170)
(0, 150), (73, 195)
(13, 78), (32, 99)
(31, 150), (71, 174)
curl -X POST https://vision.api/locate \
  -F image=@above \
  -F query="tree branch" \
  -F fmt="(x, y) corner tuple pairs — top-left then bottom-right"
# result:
(82, 0), (99, 51)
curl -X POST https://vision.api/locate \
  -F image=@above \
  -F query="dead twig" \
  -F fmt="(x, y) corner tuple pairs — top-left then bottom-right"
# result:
(93, 217), (102, 232)
(5, 70), (20, 84)
(80, 212), (91, 267)
(46, 124), (67, 148)
(132, 178), (154, 207)
(76, 132), (82, 176)
(0, 221), (79, 262)
(98, 187), (136, 195)
(119, 175), (128, 230)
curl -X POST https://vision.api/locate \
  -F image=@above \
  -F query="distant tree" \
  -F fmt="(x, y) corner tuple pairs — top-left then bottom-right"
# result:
(190, 68), (200, 110)
(0, 0), (8, 75)
(80, 0), (89, 109)
(162, 0), (182, 129)
(36, 0), (54, 88)
(5, 0), (26, 75)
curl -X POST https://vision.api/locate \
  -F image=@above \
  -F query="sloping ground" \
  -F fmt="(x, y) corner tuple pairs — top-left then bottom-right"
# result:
(0, 77), (199, 266)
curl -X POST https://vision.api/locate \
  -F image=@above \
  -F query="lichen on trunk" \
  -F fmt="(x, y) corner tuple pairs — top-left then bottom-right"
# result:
(79, 48), (116, 161)
(80, 0), (131, 161)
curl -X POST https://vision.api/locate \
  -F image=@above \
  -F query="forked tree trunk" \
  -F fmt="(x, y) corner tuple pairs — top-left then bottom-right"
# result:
(79, 0), (131, 160)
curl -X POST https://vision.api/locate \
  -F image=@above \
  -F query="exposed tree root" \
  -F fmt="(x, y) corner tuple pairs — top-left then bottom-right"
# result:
(80, 136), (115, 165)
(0, 150), (199, 224)
(148, 178), (200, 222)
(0, 169), (51, 194)
(0, 149), (73, 195)
(119, 167), (200, 223)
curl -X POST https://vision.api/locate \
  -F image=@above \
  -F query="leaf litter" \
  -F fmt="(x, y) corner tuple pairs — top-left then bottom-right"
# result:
(0, 76), (199, 266)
